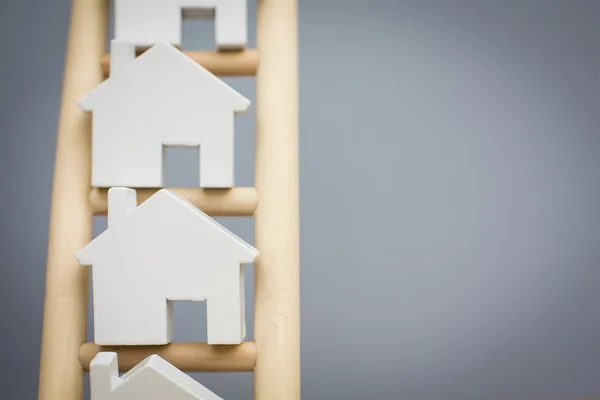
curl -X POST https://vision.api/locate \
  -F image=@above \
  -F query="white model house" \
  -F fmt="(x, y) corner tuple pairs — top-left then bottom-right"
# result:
(78, 40), (250, 188)
(76, 187), (258, 345)
(90, 352), (223, 400)
(114, 0), (247, 50)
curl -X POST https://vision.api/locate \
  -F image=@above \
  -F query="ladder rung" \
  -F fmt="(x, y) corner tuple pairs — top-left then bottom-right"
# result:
(101, 49), (259, 77)
(90, 187), (257, 216)
(80, 342), (257, 372)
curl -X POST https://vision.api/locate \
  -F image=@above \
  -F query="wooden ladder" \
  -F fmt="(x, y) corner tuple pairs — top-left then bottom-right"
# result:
(37, 1), (300, 399)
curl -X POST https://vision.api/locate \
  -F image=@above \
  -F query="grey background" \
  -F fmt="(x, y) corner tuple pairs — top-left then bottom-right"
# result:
(1, 0), (600, 399)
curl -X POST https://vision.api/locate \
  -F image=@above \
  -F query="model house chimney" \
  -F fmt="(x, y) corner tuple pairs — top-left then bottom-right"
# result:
(108, 187), (137, 228)
(90, 352), (120, 398)
(110, 40), (136, 77)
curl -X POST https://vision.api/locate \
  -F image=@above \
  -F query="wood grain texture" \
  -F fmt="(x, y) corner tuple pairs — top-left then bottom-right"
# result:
(91, 187), (258, 216)
(37, 0), (108, 399)
(80, 342), (257, 372)
(254, 0), (301, 399)
(101, 49), (259, 77)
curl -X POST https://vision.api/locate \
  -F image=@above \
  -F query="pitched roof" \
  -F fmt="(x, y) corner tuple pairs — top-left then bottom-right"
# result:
(137, 355), (222, 399)
(149, 190), (258, 259)
(78, 42), (250, 112)
(76, 189), (258, 266)
(114, 355), (222, 399)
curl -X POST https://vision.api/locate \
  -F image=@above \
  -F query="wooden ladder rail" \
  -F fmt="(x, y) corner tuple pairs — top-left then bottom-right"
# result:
(37, 0), (300, 399)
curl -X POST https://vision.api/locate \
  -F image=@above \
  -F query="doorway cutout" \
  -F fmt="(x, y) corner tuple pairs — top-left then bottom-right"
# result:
(162, 145), (200, 188)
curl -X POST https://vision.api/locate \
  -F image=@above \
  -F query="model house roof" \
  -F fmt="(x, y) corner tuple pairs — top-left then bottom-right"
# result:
(78, 41), (250, 112)
(76, 188), (258, 266)
(130, 355), (222, 399)
(91, 352), (223, 399)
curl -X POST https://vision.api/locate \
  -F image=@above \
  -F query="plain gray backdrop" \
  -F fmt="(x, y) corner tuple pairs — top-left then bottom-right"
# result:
(1, 0), (600, 399)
